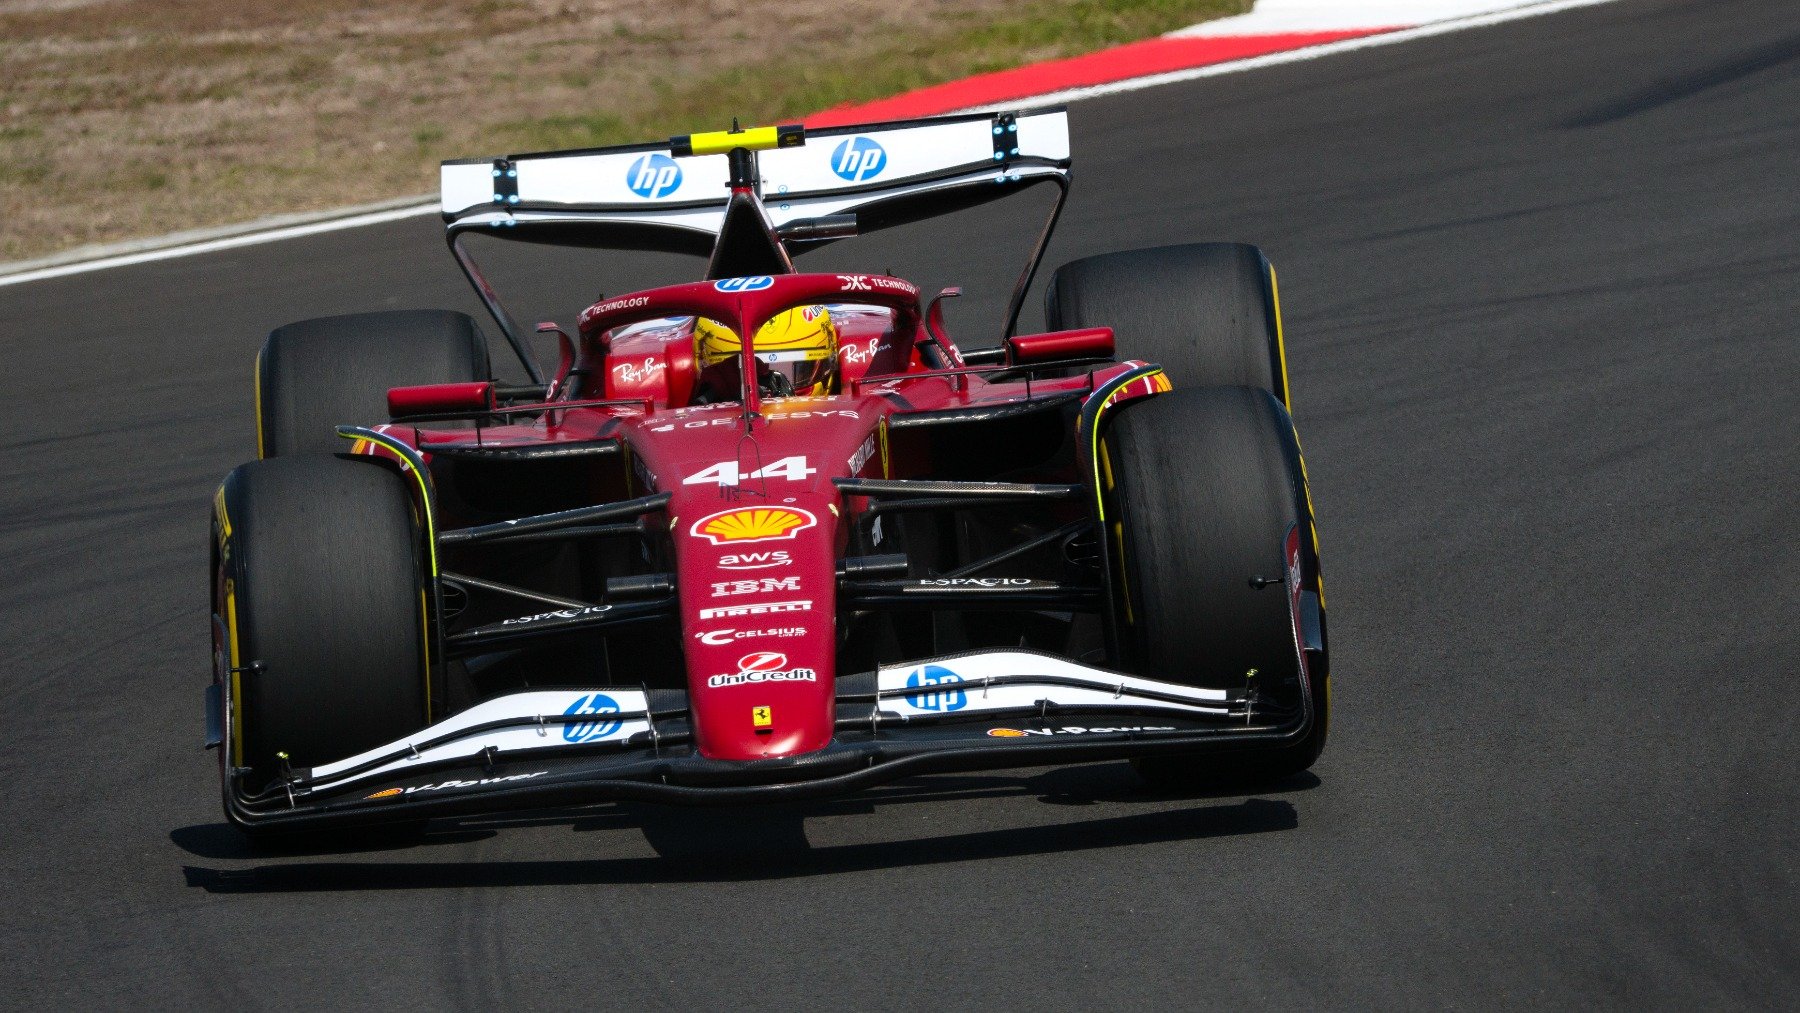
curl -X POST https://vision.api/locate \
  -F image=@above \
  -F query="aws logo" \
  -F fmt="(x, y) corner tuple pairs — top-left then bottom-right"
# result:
(718, 550), (790, 570)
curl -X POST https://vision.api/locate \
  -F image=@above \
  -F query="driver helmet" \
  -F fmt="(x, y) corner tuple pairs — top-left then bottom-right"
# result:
(694, 305), (839, 396)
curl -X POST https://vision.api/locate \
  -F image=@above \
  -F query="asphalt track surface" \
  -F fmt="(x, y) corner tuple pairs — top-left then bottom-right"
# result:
(3, 0), (1796, 1006)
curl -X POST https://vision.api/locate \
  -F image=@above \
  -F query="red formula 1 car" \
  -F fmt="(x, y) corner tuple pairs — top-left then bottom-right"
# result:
(207, 107), (1328, 835)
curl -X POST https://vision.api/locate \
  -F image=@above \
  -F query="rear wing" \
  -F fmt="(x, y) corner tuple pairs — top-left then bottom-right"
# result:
(440, 106), (1069, 246)
(438, 107), (1072, 379)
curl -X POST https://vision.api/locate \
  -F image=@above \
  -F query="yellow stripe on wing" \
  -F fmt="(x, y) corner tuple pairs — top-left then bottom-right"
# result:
(337, 427), (439, 722)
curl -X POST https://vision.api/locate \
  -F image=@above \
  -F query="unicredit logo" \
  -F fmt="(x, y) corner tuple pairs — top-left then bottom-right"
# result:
(707, 667), (817, 688)
(738, 651), (787, 672)
(707, 650), (817, 688)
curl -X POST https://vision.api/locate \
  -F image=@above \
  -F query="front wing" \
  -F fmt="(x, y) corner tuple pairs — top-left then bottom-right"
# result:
(218, 649), (1317, 832)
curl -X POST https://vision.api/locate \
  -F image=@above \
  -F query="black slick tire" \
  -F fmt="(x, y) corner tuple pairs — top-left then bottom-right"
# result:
(214, 455), (430, 796)
(256, 309), (489, 457)
(1101, 385), (1327, 788)
(1044, 242), (1288, 403)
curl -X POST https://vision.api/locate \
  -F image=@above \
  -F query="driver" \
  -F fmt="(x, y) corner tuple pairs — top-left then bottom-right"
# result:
(692, 306), (839, 401)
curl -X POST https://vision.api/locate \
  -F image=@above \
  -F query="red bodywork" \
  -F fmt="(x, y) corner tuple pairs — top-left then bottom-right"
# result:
(360, 272), (1154, 762)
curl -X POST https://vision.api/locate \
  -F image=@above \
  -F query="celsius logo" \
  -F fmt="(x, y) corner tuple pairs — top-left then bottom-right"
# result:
(831, 137), (886, 182)
(713, 275), (775, 292)
(696, 626), (806, 645)
(563, 692), (622, 742)
(903, 665), (967, 712)
(626, 153), (682, 198)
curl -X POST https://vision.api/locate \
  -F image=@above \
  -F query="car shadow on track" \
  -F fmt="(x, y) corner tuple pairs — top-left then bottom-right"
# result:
(173, 763), (1318, 893)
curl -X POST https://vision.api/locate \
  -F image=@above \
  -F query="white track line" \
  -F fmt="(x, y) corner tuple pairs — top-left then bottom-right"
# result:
(0, 202), (435, 288)
(954, 0), (1626, 113)
(0, 0), (1623, 290)
(1166, 0), (1573, 37)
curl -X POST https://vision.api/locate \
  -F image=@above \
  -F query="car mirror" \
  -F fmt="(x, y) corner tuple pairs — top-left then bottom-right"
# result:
(1004, 327), (1115, 366)
(387, 381), (494, 420)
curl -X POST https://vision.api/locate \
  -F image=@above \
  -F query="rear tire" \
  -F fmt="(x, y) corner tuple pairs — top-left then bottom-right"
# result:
(214, 455), (430, 794)
(257, 309), (490, 457)
(1101, 386), (1327, 788)
(1044, 242), (1288, 403)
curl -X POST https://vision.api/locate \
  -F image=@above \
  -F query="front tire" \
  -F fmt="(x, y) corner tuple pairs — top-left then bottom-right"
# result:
(1102, 386), (1327, 788)
(214, 455), (431, 795)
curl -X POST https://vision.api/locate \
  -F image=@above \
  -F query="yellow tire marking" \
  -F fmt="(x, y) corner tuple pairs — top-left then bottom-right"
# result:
(1267, 263), (1322, 606)
(337, 427), (438, 719)
(418, 586), (432, 721)
(1270, 262), (1293, 410)
(1111, 521), (1132, 625)
(1289, 420), (1326, 609)
(225, 579), (244, 767)
(216, 487), (247, 766)
(253, 349), (267, 459)
(1088, 366), (1165, 524)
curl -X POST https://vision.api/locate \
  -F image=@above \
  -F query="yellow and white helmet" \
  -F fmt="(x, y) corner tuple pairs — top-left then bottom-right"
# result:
(694, 305), (839, 396)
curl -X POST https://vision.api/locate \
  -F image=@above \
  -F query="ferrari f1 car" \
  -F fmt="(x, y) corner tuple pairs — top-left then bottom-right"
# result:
(207, 106), (1329, 835)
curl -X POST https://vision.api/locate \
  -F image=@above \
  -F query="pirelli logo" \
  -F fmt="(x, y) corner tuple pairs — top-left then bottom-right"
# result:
(697, 599), (812, 620)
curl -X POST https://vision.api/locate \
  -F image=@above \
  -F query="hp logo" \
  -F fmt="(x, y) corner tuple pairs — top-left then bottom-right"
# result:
(563, 692), (623, 742)
(626, 153), (682, 198)
(830, 137), (887, 182)
(714, 276), (775, 292)
(903, 665), (967, 712)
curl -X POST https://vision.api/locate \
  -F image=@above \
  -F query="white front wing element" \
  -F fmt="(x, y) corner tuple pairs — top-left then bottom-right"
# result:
(290, 648), (1231, 798)
(305, 689), (651, 793)
(874, 651), (1233, 720)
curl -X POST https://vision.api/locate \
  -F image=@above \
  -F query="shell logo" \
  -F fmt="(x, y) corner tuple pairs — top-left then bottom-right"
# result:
(986, 728), (1027, 738)
(690, 506), (817, 545)
(364, 787), (404, 799)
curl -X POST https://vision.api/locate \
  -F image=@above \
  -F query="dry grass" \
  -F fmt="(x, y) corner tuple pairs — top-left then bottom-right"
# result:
(0, 0), (1245, 262)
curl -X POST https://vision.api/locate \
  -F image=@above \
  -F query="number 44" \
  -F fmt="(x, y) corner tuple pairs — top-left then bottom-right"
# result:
(682, 456), (816, 486)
